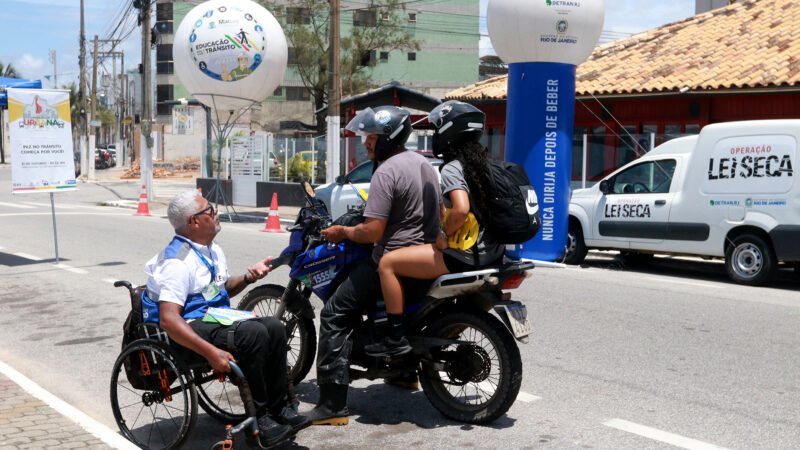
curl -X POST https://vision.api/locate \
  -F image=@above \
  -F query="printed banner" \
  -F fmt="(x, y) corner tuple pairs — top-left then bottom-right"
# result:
(173, 107), (194, 135)
(504, 61), (576, 261)
(8, 88), (76, 193)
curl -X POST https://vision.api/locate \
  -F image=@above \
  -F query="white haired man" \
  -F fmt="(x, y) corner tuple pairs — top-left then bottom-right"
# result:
(142, 190), (308, 447)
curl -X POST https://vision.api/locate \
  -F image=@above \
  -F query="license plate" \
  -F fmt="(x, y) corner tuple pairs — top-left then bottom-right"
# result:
(499, 303), (532, 338)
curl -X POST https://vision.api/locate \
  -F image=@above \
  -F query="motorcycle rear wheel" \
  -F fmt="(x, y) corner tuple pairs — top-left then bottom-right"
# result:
(419, 310), (522, 424)
(237, 284), (317, 385)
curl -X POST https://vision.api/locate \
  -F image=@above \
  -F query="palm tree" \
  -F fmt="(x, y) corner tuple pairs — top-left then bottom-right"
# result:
(0, 61), (20, 78)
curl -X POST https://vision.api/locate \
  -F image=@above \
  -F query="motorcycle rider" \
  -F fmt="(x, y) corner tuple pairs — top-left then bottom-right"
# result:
(365, 100), (505, 357)
(308, 106), (442, 425)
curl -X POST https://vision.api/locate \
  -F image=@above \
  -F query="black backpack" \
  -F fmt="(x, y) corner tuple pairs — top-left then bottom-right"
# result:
(479, 160), (541, 244)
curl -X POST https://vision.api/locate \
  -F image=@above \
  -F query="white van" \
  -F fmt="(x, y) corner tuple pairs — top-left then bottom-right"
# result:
(566, 120), (799, 285)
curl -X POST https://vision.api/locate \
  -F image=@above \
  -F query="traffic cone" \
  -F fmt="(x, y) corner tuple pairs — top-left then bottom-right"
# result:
(260, 193), (284, 232)
(134, 184), (151, 216)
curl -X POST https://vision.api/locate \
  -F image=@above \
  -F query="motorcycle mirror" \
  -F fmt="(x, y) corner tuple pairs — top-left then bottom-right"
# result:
(301, 180), (315, 198)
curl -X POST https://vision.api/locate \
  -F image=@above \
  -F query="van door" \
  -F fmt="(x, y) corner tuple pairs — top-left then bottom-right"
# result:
(594, 159), (677, 246)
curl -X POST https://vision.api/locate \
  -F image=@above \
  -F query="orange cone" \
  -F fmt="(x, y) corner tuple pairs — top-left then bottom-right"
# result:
(134, 184), (151, 216)
(260, 193), (284, 232)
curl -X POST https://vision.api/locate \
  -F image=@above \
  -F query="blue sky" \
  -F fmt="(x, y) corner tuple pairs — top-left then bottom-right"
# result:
(0, 0), (696, 88)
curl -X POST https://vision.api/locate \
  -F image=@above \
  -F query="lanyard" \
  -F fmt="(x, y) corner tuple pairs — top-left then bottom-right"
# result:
(176, 236), (216, 281)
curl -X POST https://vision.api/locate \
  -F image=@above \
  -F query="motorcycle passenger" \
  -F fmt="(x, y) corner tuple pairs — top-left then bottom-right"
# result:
(143, 190), (309, 447)
(366, 101), (505, 357)
(309, 106), (442, 425)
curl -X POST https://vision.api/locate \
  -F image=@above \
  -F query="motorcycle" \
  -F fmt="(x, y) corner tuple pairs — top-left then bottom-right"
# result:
(238, 181), (534, 424)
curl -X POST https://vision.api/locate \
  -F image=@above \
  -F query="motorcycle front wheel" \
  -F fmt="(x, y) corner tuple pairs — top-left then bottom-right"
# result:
(419, 310), (522, 424)
(237, 284), (317, 385)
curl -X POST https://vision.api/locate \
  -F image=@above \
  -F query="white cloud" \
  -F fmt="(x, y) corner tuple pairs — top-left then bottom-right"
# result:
(15, 54), (47, 79)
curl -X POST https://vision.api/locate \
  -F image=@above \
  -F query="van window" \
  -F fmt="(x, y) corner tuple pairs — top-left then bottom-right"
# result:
(610, 159), (676, 194)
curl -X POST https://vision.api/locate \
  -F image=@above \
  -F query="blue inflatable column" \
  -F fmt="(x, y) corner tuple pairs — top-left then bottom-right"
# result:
(504, 62), (576, 261)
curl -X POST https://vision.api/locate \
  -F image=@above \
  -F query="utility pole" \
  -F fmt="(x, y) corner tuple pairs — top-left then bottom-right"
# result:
(48, 50), (57, 88)
(89, 35), (98, 180)
(140, 0), (154, 202)
(79, 0), (88, 178)
(326, 0), (341, 183)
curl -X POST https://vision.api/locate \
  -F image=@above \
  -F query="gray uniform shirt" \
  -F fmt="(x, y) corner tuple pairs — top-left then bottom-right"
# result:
(364, 150), (441, 263)
(440, 159), (505, 267)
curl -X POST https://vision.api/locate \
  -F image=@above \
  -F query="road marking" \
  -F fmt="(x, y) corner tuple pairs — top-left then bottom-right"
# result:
(604, 419), (729, 450)
(20, 201), (74, 209)
(640, 276), (717, 289)
(13, 252), (43, 261)
(516, 391), (541, 402)
(55, 263), (88, 275)
(0, 201), (35, 209)
(0, 212), (131, 217)
(0, 360), (139, 450)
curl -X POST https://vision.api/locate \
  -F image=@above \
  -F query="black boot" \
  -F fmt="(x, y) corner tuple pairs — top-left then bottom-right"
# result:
(256, 413), (293, 448)
(305, 383), (349, 426)
(275, 404), (311, 433)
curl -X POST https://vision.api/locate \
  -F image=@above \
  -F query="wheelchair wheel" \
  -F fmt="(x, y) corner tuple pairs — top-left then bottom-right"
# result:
(195, 369), (247, 424)
(110, 339), (197, 450)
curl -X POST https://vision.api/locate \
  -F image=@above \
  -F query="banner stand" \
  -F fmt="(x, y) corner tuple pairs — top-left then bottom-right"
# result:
(49, 193), (59, 263)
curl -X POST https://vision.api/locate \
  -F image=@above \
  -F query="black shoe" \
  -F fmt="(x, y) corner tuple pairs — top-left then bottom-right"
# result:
(306, 384), (349, 426)
(257, 413), (293, 448)
(364, 336), (412, 357)
(276, 405), (311, 433)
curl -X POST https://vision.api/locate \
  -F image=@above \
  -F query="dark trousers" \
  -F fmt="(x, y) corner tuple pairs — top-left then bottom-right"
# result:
(316, 259), (381, 385)
(190, 316), (287, 414)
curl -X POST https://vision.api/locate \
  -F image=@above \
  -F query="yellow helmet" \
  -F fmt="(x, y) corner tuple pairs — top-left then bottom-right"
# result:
(443, 209), (479, 250)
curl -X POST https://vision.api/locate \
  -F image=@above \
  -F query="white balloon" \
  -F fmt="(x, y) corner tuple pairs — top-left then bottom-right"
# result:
(487, 0), (604, 65)
(173, 0), (287, 111)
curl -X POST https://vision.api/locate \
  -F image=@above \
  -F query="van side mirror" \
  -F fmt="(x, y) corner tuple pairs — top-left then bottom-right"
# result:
(599, 180), (611, 194)
(335, 175), (347, 185)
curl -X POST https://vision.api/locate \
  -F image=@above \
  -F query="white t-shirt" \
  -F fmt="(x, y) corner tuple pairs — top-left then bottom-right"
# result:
(144, 236), (230, 308)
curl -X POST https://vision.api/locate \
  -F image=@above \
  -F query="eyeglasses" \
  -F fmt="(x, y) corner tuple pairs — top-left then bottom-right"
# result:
(193, 204), (217, 218)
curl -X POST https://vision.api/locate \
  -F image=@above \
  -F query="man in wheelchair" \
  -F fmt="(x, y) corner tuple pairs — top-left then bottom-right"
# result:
(142, 190), (309, 447)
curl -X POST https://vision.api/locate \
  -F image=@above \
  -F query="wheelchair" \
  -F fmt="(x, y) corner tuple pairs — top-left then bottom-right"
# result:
(109, 281), (273, 450)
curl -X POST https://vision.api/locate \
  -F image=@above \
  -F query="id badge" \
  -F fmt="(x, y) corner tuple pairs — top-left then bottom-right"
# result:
(202, 282), (220, 301)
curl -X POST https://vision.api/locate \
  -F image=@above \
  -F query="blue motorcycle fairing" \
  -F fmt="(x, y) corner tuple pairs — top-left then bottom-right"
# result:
(281, 229), (305, 258)
(289, 240), (369, 300)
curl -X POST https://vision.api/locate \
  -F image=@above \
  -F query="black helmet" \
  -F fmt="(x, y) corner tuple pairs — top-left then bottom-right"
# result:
(345, 106), (412, 161)
(428, 100), (485, 159)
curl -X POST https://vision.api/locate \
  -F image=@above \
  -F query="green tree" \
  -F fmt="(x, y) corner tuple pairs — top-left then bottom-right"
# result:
(258, 0), (421, 131)
(0, 61), (20, 78)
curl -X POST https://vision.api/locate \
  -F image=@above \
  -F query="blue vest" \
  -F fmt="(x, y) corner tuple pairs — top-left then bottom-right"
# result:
(142, 237), (231, 323)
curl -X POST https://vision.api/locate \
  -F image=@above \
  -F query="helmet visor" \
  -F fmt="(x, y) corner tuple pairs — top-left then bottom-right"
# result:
(345, 107), (394, 136)
(427, 103), (450, 129)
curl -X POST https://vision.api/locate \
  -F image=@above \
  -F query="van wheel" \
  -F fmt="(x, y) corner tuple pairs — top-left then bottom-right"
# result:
(725, 234), (776, 285)
(563, 221), (588, 265)
(619, 251), (654, 267)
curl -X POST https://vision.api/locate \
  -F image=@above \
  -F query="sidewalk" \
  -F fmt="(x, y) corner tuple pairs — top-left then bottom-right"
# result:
(0, 373), (108, 449)
(92, 165), (303, 223)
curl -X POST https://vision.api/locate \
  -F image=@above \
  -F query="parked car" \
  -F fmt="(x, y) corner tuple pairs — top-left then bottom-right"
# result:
(566, 119), (800, 285)
(315, 152), (442, 220)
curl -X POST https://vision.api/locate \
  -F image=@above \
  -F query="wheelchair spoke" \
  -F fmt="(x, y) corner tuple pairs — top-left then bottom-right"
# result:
(159, 402), (180, 430)
(131, 403), (146, 429)
(146, 405), (156, 447)
(152, 407), (169, 447)
(118, 382), (140, 396)
(118, 400), (144, 410)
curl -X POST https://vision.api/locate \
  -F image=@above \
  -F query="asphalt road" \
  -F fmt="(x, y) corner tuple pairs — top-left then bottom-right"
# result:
(0, 167), (798, 449)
